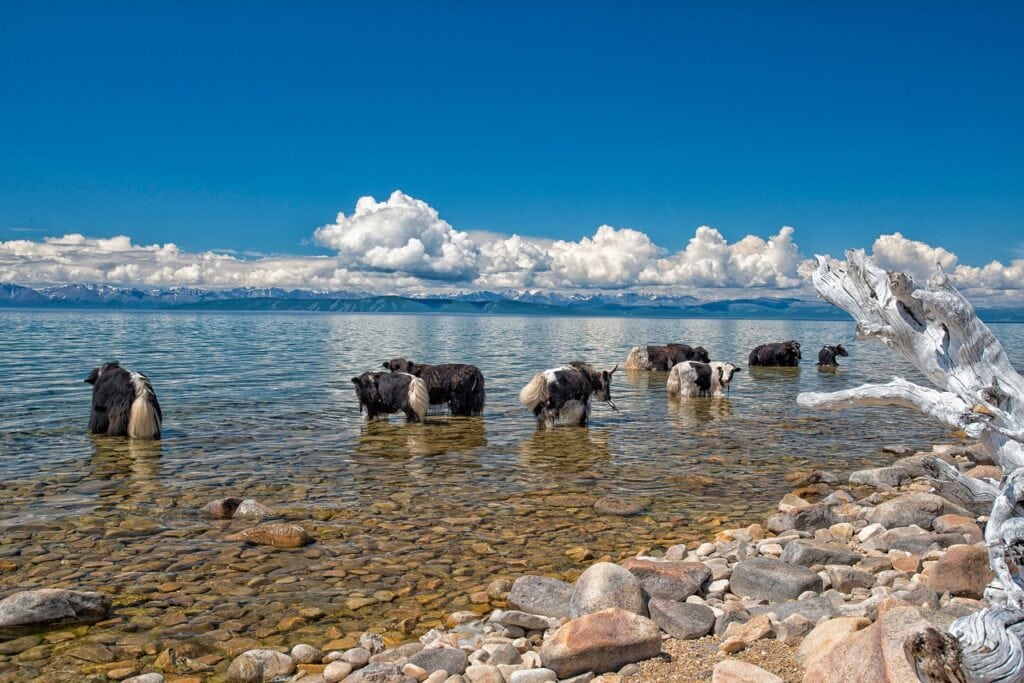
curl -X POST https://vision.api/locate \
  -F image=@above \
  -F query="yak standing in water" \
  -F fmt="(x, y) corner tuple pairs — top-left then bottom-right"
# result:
(351, 371), (429, 423)
(817, 344), (849, 368)
(667, 361), (741, 397)
(382, 358), (485, 416)
(85, 362), (162, 439)
(519, 362), (618, 429)
(748, 340), (802, 367)
(625, 343), (710, 370)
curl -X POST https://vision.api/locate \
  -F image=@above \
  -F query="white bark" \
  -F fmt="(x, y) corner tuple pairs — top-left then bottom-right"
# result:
(797, 250), (1024, 680)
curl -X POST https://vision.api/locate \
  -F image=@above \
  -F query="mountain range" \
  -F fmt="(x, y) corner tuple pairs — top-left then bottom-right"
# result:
(3, 282), (1023, 321)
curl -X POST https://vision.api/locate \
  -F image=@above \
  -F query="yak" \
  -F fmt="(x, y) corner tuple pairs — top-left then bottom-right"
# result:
(351, 371), (429, 423)
(382, 358), (485, 416)
(817, 344), (849, 368)
(519, 362), (618, 429)
(748, 340), (802, 367)
(625, 343), (710, 370)
(667, 361), (741, 397)
(85, 362), (162, 439)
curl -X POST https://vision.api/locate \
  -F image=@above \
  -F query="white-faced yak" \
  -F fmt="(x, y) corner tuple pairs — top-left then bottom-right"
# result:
(667, 361), (742, 397)
(351, 371), (429, 422)
(382, 358), (485, 416)
(85, 362), (162, 439)
(519, 362), (618, 429)
(625, 343), (710, 370)
(748, 340), (802, 367)
(817, 344), (849, 368)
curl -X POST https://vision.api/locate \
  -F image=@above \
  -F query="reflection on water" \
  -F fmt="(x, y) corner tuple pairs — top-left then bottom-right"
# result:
(1, 311), (1022, 668)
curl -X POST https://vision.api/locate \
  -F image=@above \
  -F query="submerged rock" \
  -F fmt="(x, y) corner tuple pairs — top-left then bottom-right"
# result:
(0, 589), (111, 636)
(226, 523), (312, 548)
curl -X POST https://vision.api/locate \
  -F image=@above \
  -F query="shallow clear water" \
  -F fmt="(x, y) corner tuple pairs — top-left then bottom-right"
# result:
(1, 311), (1022, 674)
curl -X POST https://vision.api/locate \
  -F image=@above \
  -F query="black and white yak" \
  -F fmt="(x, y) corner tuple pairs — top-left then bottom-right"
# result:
(382, 358), (485, 416)
(817, 344), (849, 368)
(518, 362), (618, 429)
(84, 362), (163, 439)
(667, 361), (741, 397)
(351, 371), (429, 423)
(625, 343), (710, 370)
(748, 340), (802, 367)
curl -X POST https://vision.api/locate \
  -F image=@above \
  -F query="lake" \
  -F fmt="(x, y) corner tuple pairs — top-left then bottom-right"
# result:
(2, 310), (1022, 677)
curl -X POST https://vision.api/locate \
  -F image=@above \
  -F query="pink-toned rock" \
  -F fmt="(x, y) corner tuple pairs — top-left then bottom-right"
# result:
(890, 554), (922, 573)
(932, 514), (983, 543)
(226, 524), (311, 548)
(922, 545), (993, 599)
(965, 465), (1001, 480)
(619, 558), (711, 602)
(796, 616), (871, 668)
(538, 608), (661, 678)
(723, 614), (773, 645)
(712, 660), (784, 683)
(202, 498), (243, 518)
(802, 606), (933, 682)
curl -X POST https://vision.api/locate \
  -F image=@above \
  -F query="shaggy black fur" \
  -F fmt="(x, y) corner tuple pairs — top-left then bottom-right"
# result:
(84, 361), (162, 437)
(748, 340), (802, 367)
(383, 358), (486, 416)
(351, 371), (422, 422)
(817, 344), (849, 367)
(688, 362), (714, 394)
(536, 361), (616, 427)
(646, 343), (711, 369)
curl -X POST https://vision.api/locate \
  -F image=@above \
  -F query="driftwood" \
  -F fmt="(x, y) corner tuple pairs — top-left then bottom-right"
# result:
(795, 250), (1024, 682)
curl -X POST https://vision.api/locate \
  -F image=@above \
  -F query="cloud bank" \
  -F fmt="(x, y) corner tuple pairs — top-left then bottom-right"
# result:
(2, 191), (1022, 302)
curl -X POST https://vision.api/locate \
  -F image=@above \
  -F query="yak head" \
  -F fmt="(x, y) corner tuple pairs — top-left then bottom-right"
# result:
(595, 364), (619, 403)
(693, 346), (710, 363)
(834, 344), (849, 357)
(787, 341), (802, 360)
(85, 361), (121, 385)
(383, 358), (419, 374)
(716, 363), (742, 391)
(351, 372), (384, 411)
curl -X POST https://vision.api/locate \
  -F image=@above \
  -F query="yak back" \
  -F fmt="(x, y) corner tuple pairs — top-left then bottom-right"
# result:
(87, 363), (135, 435)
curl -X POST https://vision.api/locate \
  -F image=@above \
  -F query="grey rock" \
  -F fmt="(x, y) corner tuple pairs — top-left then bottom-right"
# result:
(647, 598), (715, 639)
(486, 643), (522, 666)
(509, 669), (557, 683)
(620, 559), (710, 602)
(0, 589), (112, 636)
(360, 632), (385, 654)
(341, 662), (415, 682)
(781, 540), (862, 567)
(714, 603), (751, 637)
(463, 664), (503, 683)
(407, 647), (469, 675)
(539, 608), (662, 678)
(868, 493), (972, 530)
(849, 466), (910, 489)
(886, 532), (966, 554)
(343, 647), (372, 667)
(291, 643), (321, 664)
(226, 649), (295, 683)
(507, 575), (573, 619)
(123, 675), (164, 683)
(827, 566), (876, 593)
(496, 610), (558, 631)
(730, 558), (823, 602)
(766, 504), (838, 533)
(748, 595), (840, 622)
(569, 562), (646, 618)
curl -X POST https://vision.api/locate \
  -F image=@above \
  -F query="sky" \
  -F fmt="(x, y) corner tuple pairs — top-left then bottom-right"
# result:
(1, 2), (1022, 300)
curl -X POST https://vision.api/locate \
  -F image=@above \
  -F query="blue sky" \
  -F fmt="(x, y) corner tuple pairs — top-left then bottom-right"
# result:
(1, 2), (1022, 296)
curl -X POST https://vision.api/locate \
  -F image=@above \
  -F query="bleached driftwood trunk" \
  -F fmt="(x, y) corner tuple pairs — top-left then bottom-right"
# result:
(796, 250), (1024, 682)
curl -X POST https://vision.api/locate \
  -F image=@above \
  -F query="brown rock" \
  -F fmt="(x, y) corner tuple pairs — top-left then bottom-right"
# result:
(890, 554), (922, 573)
(620, 558), (711, 602)
(796, 616), (871, 668)
(724, 613), (773, 645)
(201, 498), (243, 518)
(712, 660), (784, 683)
(932, 514), (983, 543)
(539, 608), (662, 678)
(923, 545), (993, 599)
(802, 606), (934, 682)
(965, 465), (1001, 480)
(226, 524), (312, 548)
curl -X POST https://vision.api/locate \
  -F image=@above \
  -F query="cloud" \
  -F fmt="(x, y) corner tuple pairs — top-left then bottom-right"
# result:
(2, 191), (1022, 302)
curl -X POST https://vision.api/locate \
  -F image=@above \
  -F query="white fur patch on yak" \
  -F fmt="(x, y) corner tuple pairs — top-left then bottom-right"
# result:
(128, 371), (162, 439)
(624, 346), (650, 370)
(404, 373), (429, 421)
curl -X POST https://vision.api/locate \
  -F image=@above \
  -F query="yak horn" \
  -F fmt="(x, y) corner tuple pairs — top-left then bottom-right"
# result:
(610, 363), (619, 374)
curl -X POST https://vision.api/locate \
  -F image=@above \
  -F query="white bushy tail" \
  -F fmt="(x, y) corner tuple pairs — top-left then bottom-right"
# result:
(624, 346), (649, 370)
(519, 373), (549, 409)
(407, 375), (429, 421)
(128, 372), (161, 439)
(666, 364), (682, 396)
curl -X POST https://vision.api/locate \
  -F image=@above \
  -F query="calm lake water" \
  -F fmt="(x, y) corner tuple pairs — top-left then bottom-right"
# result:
(1, 310), (1022, 676)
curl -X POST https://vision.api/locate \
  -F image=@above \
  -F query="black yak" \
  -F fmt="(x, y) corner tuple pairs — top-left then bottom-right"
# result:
(667, 361), (742, 397)
(625, 343), (710, 370)
(382, 358), (485, 416)
(748, 340), (802, 367)
(817, 344), (849, 368)
(84, 362), (162, 439)
(351, 371), (428, 422)
(519, 362), (618, 429)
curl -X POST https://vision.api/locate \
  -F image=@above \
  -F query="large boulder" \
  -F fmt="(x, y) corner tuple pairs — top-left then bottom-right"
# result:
(620, 558), (710, 601)
(781, 540), (861, 567)
(796, 616), (871, 668)
(569, 563), (645, 618)
(407, 647), (468, 675)
(730, 558), (823, 602)
(922, 545), (994, 599)
(226, 649), (295, 683)
(507, 576), (573, 619)
(647, 598), (715, 639)
(849, 466), (911, 489)
(766, 504), (837, 533)
(868, 493), (972, 530)
(0, 589), (112, 636)
(802, 606), (934, 682)
(538, 608), (662, 678)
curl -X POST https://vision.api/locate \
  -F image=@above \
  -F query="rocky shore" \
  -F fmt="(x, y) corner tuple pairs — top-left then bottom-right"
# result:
(0, 440), (999, 682)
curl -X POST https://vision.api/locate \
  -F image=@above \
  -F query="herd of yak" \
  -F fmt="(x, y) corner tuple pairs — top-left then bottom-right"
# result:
(83, 341), (848, 438)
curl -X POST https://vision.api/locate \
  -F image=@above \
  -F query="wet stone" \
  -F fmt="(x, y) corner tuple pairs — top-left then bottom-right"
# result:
(593, 497), (648, 516)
